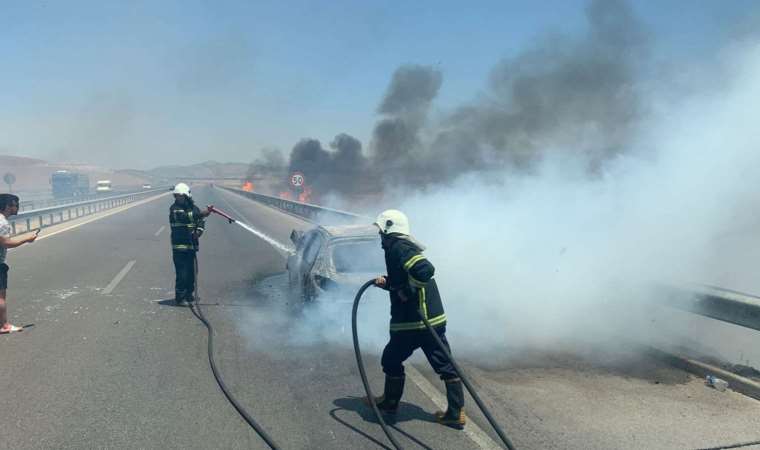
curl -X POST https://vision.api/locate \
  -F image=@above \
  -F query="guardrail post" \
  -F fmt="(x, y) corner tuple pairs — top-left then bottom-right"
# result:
(26, 218), (30, 231)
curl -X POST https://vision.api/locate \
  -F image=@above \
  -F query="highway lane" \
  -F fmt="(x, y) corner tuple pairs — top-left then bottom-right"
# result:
(2, 184), (759, 449)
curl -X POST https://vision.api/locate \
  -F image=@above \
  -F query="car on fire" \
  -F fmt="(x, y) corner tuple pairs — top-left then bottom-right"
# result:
(286, 224), (385, 302)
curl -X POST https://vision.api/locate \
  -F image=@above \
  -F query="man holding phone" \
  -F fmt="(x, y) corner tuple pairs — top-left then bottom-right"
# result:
(0, 194), (37, 334)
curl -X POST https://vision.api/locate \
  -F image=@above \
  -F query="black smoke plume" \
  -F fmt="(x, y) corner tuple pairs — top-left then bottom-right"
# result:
(286, 133), (371, 195)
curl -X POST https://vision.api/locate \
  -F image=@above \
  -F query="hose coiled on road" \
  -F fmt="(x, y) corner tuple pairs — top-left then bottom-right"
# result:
(352, 279), (517, 450)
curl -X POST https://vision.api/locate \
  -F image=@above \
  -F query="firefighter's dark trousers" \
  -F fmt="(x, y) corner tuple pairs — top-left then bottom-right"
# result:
(173, 250), (196, 301)
(381, 326), (458, 380)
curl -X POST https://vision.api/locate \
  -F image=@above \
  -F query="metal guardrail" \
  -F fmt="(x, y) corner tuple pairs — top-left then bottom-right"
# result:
(661, 284), (760, 332)
(9, 187), (170, 236)
(18, 191), (135, 212)
(217, 186), (365, 224)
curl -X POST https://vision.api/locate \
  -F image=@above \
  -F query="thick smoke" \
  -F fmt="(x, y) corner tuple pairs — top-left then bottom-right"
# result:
(371, 65), (443, 184)
(289, 0), (649, 196)
(391, 41), (760, 364)
(243, 1), (760, 371)
(285, 133), (371, 195)
(432, 0), (646, 175)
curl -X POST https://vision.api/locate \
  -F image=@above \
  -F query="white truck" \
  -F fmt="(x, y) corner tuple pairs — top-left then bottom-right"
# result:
(95, 180), (113, 193)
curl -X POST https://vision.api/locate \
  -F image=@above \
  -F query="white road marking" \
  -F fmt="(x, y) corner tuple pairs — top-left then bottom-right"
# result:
(405, 365), (502, 450)
(216, 192), (295, 255)
(154, 225), (165, 237)
(36, 193), (171, 241)
(102, 260), (136, 295)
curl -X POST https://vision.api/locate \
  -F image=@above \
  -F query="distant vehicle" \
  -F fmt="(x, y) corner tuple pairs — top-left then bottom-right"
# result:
(286, 224), (384, 302)
(50, 170), (89, 198)
(142, 184), (152, 189)
(96, 180), (113, 193)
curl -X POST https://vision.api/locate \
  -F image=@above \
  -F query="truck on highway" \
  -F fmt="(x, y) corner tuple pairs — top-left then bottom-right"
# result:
(50, 170), (90, 198)
(96, 180), (113, 194)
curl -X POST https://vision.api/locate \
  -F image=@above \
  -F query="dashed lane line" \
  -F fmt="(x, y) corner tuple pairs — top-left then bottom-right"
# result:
(154, 225), (165, 237)
(102, 260), (136, 295)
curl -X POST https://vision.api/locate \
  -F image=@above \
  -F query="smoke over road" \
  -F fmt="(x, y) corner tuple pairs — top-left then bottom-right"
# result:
(248, 0), (760, 366)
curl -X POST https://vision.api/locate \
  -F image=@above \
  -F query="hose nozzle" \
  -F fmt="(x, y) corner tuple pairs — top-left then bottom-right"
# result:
(208, 205), (236, 223)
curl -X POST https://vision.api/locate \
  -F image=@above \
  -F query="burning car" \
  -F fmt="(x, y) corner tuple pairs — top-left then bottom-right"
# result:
(286, 224), (385, 302)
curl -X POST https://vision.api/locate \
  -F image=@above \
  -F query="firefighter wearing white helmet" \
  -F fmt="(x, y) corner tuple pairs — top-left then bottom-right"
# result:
(173, 182), (192, 197)
(366, 209), (466, 429)
(169, 182), (211, 306)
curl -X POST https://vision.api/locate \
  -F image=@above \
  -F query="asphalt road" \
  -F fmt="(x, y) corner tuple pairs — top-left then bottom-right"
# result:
(1, 185), (759, 449)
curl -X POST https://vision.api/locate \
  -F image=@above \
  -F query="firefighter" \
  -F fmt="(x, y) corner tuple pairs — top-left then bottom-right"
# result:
(169, 183), (210, 306)
(368, 209), (466, 429)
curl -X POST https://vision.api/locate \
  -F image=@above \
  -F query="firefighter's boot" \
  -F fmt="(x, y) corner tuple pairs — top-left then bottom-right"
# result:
(364, 375), (405, 414)
(435, 378), (466, 429)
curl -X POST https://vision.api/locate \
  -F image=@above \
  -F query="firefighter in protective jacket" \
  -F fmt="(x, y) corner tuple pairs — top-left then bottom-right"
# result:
(368, 209), (466, 429)
(169, 183), (210, 306)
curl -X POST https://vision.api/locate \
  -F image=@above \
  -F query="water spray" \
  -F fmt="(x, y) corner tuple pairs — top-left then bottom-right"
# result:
(207, 204), (293, 254)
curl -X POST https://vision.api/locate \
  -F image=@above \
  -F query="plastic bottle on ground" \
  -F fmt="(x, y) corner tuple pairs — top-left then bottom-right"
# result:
(705, 375), (729, 392)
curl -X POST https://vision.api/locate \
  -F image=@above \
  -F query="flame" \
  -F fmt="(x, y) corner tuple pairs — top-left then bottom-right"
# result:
(242, 181), (254, 192)
(279, 191), (293, 200)
(298, 185), (313, 203)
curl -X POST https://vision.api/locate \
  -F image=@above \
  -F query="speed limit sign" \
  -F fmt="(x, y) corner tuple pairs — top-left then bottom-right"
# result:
(290, 172), (305, 188)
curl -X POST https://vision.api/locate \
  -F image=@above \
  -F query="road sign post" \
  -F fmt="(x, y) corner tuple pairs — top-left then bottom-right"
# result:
(3, 173), (15, 193)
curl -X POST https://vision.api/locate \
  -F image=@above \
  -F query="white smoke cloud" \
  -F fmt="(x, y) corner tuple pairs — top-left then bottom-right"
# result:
(390, 41), (760, 361)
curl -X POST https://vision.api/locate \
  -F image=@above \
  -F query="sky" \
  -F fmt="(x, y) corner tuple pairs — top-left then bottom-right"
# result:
(1, 0), (758, 169)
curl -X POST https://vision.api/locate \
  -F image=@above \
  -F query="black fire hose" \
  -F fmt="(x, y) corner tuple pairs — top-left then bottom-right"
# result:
(191, 255), (281, 450)
(352, 279), (517, 450)
(352, 280), (405, 450)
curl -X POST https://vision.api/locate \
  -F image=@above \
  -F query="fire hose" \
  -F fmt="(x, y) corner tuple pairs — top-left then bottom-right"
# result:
(352, 279), (517, 450)
(189, 214), (281, 450)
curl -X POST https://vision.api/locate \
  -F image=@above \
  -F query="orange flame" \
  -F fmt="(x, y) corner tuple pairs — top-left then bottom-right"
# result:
(298, 185), (313, 203)
(242, 181), (254, 192)
(279, 191), (293, 200)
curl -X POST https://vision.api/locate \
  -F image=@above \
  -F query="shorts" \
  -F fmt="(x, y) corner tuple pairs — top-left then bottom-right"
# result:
(0, 263), (8, 290)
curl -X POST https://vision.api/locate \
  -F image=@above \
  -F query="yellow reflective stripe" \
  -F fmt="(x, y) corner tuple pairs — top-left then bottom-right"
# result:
(170, 223), (196, 228)
(409, 275), (426, 288)
(403, 255), (426, 271)
(420, 288), (428, 319)
(172, 244), (194, 249)
(389, 313), (446, 331)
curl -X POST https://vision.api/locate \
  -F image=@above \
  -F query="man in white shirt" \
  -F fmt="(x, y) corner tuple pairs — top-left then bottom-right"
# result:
(0, 194), (37, 334)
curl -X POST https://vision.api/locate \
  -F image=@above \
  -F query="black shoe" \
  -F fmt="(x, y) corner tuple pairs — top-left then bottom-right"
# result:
(175, 299), (189, 307)
(363, 376), (405, 414)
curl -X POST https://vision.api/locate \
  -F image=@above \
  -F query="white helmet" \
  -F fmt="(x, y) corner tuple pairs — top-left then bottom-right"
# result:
(173, 182), (191, 197)
(375, 209), (410, 235)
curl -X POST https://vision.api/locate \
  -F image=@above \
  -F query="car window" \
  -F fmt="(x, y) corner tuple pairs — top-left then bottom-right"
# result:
(332, 240), (385, 273)
(302, 234), (323, 267)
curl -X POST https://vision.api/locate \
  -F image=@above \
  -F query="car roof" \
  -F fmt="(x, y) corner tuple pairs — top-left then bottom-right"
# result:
(318, 224), (378, 239)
